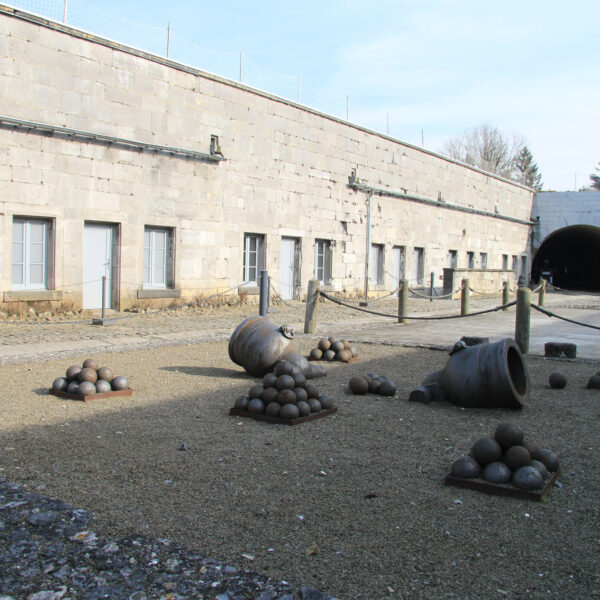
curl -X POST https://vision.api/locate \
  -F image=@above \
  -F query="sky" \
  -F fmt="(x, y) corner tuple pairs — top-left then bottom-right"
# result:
(10, 0), (600, 191)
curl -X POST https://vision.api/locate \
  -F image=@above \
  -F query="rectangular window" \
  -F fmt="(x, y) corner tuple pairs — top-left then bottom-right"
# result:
(370, 243), (384, 285)
(502, 254), (509, 270)
(314, 239), (332, 284)
(480, 252), (488, 269)
(512, 255), (518, 272)
(243, 233), (265, 285)
(12, 218), (51, 290)
(520, 255), (528, 280)
(467, 251), (475, 269)
(144, 227), (174, 288)
(447, 250), (458, 269)
(413, 246), (425, 285)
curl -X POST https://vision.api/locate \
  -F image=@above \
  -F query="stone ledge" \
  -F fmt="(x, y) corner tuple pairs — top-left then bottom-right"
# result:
(137, 288), (182, 299)
(3, 290), (63, 302)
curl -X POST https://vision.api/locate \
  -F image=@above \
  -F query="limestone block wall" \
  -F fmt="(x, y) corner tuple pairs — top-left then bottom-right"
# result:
(0, 6), (534, 311)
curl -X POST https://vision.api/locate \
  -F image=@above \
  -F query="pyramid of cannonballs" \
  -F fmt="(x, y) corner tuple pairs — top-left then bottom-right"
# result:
(51, 358), (130, 396)
(308, 336), (357, 362)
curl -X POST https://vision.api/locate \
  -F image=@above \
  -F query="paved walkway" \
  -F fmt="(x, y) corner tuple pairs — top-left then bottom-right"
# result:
(1, 291), (599, 364)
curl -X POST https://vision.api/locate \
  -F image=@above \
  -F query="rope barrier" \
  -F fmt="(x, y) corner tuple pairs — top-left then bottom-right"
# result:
(408, 286), (459, 300)
(468, 286), (503, 296)
(546, 283), (600, 297)
(531, 303), (600, 331)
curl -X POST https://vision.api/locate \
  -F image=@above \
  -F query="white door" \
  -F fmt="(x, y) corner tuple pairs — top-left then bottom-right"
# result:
(83, 224), (113, 309)
(280, 237), (296, 300)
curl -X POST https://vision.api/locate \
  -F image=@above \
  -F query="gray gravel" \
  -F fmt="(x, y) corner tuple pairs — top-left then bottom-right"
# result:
(1, 335), (599, 599)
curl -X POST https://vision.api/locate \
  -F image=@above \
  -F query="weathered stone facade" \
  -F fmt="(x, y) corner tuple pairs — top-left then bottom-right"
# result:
(0, 6), (534, 312)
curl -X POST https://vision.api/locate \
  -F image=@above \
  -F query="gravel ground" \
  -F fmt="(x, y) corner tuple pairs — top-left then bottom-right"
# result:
(1, 337), (600, 599)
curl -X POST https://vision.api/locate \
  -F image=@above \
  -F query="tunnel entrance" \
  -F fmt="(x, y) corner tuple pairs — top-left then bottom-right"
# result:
(532, 225), (600, 291)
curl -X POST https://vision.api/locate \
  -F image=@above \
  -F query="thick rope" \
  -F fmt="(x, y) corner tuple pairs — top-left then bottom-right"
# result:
(408, 287), (459, 299)
(531, 303), (600, 331)
(546, 283), (600, 297)
(468, 287), (503, 296)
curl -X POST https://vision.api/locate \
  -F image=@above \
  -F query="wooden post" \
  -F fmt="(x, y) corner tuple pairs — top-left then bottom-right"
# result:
(515, 287), (531, 354)
(304, 279), (320, 334)
(502, 280), (510, 310)
(460, 278), (469, 316)
(398, 278), (408, 324)
(538, 279), (546, 307)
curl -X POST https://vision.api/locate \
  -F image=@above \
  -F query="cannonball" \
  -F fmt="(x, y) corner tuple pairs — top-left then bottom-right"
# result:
(305, 383), (320, 399)
(82, 358), (99, 370)
(367, 372), (379, 380)
(247, 398), (265, 414)
(97, 367), (113, 382)
(470, 437), (502, 466)
(482, 461), (513, 484)
(317, 338), (331, 352)
(538, 449), (559, 472)
(494, 422), (524, 450)
(78, 381), (96, 396)
(586, 374), (600, 389)
(95, 379), (112, 394)
(234, 396), (249, 410)
(502, 445), (531, 470)
(277, 388), (297, 405)
(378, 380), (398, 397)
(450, 455), (481, 479)
(79, 367), (98, 383)
(349, 375), (369, 395)
(262, 387), (279, 405)
(263, 372), (278, 388)
(111, 375), (129, 391)
(265, 402), (282, 417)
(293, 373), (306, 388)
(323, 349), (336, 361)
(296, 400), (311, 417)
(275, 374), (295, 391)
(367, 377), (380, 393)
(290, 364), (301, 376)
(248, 384), (265, 400)
(342, 339), (351, 350)
(512, 466), (544, 490)
(331, 341), (345, 353)
(280, 403), (300, 420)
(549, 372), (567, 389)
(522, 440), (543, 461)
(307, 398), (322, 413)
(309, 348), (323, 361)
(529, 459), (549, 478)
(66, 365), (81, 382)
(294, 387), (308, 403)
(336, 349), (353, 362)
(51, 377), (68, 392)
(274, 360), (295, 376)
(66, 381), (80, 394)
(320, 395), (334, 410)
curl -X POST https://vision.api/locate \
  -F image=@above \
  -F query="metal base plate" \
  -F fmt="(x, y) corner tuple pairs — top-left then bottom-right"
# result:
(49, 388), (133, 402)
(229, 406), (337, 425)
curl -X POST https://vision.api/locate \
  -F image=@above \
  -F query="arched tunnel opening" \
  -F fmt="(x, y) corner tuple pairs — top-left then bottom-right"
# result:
(532, 225), (600, 291)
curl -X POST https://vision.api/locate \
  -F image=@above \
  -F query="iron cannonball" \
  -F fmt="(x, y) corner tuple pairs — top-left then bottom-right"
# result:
(320, 395), (334, 410)
(248, 398), (265, 414)
(111, 375), (129, 391)
(317, 338), (331, 352)
(450, 455), (481, 479)
(342, 339), (351, 349)
(349, 376), (369, 395)
(66, 381), (80, 394)
(274, 360), (295, 376)
(470, 437), (502, 467)
(78, 381), (96, 396)
(82, 358), (99, 370)
(538, 449), (559, 472)
(307, 398), (322, 413)
(293, 373), (306, 388)
(328, 336), (337, 344)
(494, 422), (525, 450)
(378, 380), (398, 397)
(502, 445), (532, 470)
(512, 466), (544, 490)
(263, 373), (278, 388)
(523, 440), (543, 461)
(367, 377), (380, 394)
(549, 372), (567, 389)
(482, 461), (513, 484)
(265, 402), (282, 417)
(305, 383), (320, 399)
(290, 364), (301, 376)
(280, 403), (300, 420)
(336, 349), (353, 362)
(234, 396), (250, 410)
(66, 365), (81, 382)
(97, 367), (113, 382)
(277, 388), (297, 405)
(276, 374), (295, 391)
(309, 348), (323, 360)
(586, 374), (600, 389)
(51, 377), (68, 392)
(294, 387), (308, 403)
(331, 341), (345, 353)
(367, 372), (380, 380)
(248, 384), (265, 400)
(95, 380), (112, 394)
(529, 459), (549, 478)
(262, 387), (279, 405)
(296, 400), (311, 417)
(79, 367), (98, 383)
(323, 349), (336, 361)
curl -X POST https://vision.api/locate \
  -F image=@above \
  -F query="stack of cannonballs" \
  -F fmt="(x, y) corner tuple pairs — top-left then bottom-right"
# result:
(51, 358), (130, 396)
(348, 373), (398, 397)
(308, 337), (357, 362)
(232, 359), (334, 421)
(450, 422), (559, 491)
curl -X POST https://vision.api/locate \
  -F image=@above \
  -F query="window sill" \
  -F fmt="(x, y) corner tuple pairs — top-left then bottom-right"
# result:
(137, 288), (181, 299)
(4, 290), (63, 302)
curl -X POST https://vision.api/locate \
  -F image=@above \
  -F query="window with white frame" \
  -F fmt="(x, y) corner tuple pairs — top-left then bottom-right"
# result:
(12, 217), (51, 290)
(370, 243), (384, 285)
(413, 246), (425, 284)
(467, 251), (475, 269)
(447, 250), (458, 269)
(502, 254), (509, 270)
(314, 239), (332, 284)
(144, 227), (173, 288)
(480, 252), (488, 269)
(243, 233), (265, 285)
(512, 255), (518, 272)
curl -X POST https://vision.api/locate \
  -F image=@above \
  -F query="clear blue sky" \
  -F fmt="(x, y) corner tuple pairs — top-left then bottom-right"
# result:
(10, 0), (600, 191)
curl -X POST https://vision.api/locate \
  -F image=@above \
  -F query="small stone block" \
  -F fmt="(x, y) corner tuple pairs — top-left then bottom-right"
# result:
(544, 342), (577, 358)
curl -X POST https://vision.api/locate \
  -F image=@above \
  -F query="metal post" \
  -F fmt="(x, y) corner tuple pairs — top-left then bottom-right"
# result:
(461, 278), (470, 316)
(259, 270), (268, 317)
(538, 279), (546, 307)
(515, 287), (531, 354)
(429, 271), (434, 302)
(304, 279), (320, 334)
(63, 0), (68, 22)
(502, 280), (510, 310)
(398, 278), (408, 324)
(363, 192), (372, 303)
(101, 276), (106, 321)
(166, 22), (171, 57)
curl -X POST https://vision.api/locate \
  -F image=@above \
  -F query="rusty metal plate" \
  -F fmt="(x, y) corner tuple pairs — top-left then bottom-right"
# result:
(229, 406), (337, 426)
(49, 389), (133, 403)
(445, 469), (560, 501)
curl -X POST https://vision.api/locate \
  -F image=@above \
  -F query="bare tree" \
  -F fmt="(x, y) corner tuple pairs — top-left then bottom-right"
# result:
(590, 163), (600, 190)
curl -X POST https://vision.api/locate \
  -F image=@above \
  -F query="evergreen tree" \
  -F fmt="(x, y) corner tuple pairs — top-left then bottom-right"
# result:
(513, 146), (543, 190)
(591, 163), (600, 190)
